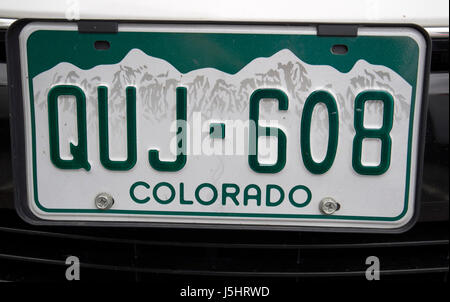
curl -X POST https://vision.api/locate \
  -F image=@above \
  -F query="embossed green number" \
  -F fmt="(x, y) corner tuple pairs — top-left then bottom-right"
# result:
(249, 89), (288, 173)
(149, 87), (187, 171)
(300, 91), (339, 174)
(48, 85), (90, 171)
(98, 86), (137, 170)
(352, 90), (394, 175)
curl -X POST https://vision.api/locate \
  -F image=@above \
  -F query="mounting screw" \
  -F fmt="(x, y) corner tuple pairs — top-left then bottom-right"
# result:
(95, 193), (114, 210)
(319, 197), (340, 215)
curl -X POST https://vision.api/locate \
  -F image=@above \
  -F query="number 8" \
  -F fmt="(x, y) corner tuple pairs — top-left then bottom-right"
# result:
(352, 90), (394, 175)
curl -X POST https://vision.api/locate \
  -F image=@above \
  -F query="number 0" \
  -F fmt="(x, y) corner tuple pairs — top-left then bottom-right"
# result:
(300, 91), (339, 174)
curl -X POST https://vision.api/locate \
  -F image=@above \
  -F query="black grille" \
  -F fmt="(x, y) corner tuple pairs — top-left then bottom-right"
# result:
(0, 30), (5, 64)
(431, 38), (449, 72)
(0, 209), (448, 281)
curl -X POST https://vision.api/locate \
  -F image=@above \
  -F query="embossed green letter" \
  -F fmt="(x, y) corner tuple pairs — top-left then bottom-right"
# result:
(149, 87), (187, 171)
(98, 86), (137, 170)
(48, 85), (90, 171)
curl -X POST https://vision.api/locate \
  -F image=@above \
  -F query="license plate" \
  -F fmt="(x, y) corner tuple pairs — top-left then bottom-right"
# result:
(8, 21), (430, 231)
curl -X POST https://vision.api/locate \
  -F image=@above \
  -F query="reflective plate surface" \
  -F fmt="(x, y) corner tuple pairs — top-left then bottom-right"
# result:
(12, 22), (429, 230)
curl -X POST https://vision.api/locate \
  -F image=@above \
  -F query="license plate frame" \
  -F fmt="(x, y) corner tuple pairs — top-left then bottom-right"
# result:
(7, 19), (431, 233)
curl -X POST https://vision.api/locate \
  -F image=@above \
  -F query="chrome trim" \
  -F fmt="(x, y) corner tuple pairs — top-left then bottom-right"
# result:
(0, 18), (15, 29)
(426, 27), (449, 38)
(430, 73), (449, 95)
(0, 63), (6, 85)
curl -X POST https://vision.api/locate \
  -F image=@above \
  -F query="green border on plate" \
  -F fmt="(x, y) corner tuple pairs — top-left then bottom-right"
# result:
(26, 28), (420, 221)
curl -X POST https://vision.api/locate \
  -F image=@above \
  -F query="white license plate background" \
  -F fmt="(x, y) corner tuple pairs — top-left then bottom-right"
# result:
(18, 23), (428, 230)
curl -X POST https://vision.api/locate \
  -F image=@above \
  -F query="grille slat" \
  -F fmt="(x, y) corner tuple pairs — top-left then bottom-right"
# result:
(0, 226), (448, 250)
(0, 253), (448, 278)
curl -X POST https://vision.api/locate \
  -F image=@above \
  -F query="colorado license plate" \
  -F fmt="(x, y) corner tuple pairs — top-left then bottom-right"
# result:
(8, 21), (429, 231)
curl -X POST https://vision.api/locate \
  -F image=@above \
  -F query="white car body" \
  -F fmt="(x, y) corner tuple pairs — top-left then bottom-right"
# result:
(0, 0), (448, 30)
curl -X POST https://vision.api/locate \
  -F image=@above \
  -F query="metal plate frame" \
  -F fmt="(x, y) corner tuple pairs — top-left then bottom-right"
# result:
(6, 19), (431, 233)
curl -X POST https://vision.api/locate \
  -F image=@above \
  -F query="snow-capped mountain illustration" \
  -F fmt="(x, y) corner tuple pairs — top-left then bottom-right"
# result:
(33, 48), (411, 131)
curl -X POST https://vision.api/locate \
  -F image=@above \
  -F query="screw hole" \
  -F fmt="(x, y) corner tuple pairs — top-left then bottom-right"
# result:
(94, 40), (110, 50)
(331, 44), (348, 55)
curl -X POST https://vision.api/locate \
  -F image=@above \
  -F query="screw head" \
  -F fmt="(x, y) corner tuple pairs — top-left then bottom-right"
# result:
(319, 197), (340, 215)
(95, 193), (114, 210)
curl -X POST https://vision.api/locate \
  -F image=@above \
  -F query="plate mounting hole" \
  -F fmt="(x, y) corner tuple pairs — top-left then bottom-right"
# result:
(331, 44), (348, 55)
(94, 40), (110, 50)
